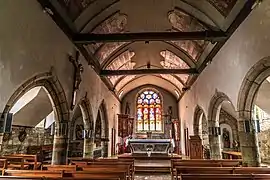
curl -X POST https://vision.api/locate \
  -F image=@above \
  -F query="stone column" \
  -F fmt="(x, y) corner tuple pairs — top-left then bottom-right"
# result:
(238, 119), (260, 166)
(83, 138), (94, 158)
(52, 122), (68, 165)
(209, 127), (222, 159)
(101, 139), (109, 157)
(0, 133), (3, 154)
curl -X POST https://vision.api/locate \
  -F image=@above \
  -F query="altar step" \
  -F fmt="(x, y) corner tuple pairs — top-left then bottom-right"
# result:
(134, 160), (171, 173)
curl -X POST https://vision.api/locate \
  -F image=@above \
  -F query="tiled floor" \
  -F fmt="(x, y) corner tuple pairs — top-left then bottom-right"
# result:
(134, 174), (170, 180)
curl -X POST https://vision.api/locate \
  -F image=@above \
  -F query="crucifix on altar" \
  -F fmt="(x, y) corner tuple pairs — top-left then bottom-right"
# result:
(69, 50), (84, 110)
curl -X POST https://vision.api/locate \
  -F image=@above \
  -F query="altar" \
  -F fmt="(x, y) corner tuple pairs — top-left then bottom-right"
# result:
(127, 139), (173, 156)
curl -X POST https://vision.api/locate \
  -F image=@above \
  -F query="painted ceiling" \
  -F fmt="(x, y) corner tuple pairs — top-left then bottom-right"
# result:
(55, 0), (243, 99)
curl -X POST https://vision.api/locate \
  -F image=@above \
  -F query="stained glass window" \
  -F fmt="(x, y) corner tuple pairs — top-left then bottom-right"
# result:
(136, 89), (162, 132)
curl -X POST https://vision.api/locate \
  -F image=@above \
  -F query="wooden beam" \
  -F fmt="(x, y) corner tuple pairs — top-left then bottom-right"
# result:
(100, 68), (198, 76)
(37, 0), (101, 73)
(73, 31), (227, 43)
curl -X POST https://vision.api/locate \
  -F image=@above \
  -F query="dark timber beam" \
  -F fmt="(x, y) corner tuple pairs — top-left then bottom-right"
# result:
(37, 0), (101, 73)
(73, 31), (227, 44)
(100, 68), (198, 76)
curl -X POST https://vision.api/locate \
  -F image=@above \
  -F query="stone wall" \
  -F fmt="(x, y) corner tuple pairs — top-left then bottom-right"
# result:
(258, 130), (270, 163)
(1, 126), (53, 155)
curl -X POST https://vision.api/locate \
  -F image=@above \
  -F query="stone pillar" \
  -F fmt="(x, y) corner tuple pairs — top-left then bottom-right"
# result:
(209, 127), (222, 159)
(101, 140), (109, 157)
(238, 119), (260, 166)
(52, 122), (68, 165)
(83, 138), (94, 158)
(0, 133), (3, 154)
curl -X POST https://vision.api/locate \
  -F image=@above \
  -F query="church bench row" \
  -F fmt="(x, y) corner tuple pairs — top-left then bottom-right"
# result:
(4, 169), (127, 180)
(1, 154), (41, 170)
(179, 174), (270, 180)
(42, 164), (131, 179)
(175, 167), (270, 180)
(42, 162), (133, 180)
(171, 159), (242, 180)
(70, 158), (134, 179)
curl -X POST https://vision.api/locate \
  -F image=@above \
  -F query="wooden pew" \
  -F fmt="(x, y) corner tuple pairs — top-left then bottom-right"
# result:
(71, 158), (134, 180)
(88, 160), (134, 180)
(83, 165), (130, 180)
(0, 159), (7, 175)
(180, 174), (270, 180)
(174, 167), (270, 180)
(175, 166), (234, 179)
(234, 167), (270, 174)
(2, 156), (28, 170)
(65, 168), (127, 180)
(4, 169), (126, 180)
(7, 154), (41, 170)
(5, 170), (63, 178)
(42, 165), (77, 171)
(171, 159), (241, 180)
(180, 174), (253, 180)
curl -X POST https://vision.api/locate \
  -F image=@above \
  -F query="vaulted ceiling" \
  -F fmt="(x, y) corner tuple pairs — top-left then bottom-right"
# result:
(38, 0), (255, 100)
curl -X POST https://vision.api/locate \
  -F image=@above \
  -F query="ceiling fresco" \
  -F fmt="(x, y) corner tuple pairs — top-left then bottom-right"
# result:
(106, 50), (135, 85)
(207, 0), (238, 17)
(168, 10), (209, 61)
(85, 12), (128, 63)
(57, 0), (96, 20)
(160, 50), (190, 84)
(45, 0), (249, 99)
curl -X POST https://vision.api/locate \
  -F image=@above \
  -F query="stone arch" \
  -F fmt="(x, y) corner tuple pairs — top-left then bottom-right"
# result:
(208, 90), (235, 159)
(95, 100), (109, 157)
(193, 105), (206, 135)
(193, 105), (209, 158)
(237, 57), (270, 166)
(219, 109), (239, 143)
(208, 91), (235, 127)
(2, 72), (69, 123)
(1, 71), (69, 165)
(69, 97), (95, 158)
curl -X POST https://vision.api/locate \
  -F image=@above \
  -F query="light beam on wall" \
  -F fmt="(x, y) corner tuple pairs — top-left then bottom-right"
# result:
(10, 87), (41, 114)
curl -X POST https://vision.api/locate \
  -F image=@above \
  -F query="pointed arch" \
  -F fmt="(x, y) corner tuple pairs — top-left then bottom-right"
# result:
(94, 100), (109, 157)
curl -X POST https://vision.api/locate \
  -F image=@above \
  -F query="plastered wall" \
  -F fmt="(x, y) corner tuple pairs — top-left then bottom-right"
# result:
(0, 0), (120, 156)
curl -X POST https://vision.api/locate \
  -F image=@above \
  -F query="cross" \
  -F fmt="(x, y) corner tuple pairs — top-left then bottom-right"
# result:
(69, 50), (84, 109)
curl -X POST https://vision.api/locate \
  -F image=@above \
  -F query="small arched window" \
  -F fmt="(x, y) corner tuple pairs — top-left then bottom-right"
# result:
(136, 89), (162, 132)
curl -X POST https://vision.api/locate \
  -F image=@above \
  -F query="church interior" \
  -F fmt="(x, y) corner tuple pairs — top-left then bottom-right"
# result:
(2, 0), (270, 179)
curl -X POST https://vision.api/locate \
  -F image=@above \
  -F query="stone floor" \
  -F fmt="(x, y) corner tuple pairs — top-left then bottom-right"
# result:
(134, 174), (170, 180)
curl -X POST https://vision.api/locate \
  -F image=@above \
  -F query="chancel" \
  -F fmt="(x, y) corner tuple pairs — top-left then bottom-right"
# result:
(2, 0), (270, 180)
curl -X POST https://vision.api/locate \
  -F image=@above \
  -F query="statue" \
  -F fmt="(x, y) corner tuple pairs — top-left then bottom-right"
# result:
(222, 128), (230, 148)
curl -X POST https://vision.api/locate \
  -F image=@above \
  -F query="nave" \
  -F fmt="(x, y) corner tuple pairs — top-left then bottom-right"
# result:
(2, 0), (270, 179)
